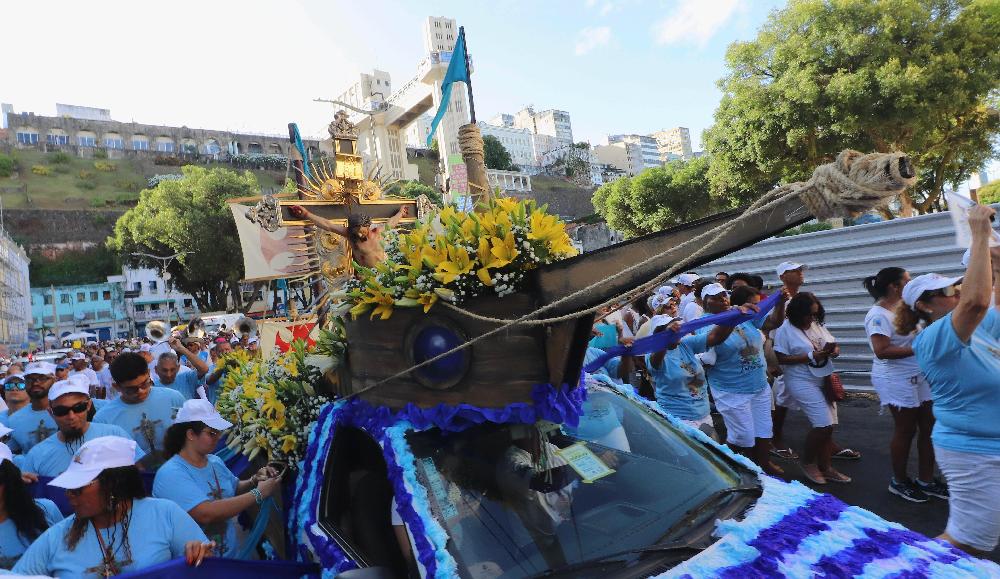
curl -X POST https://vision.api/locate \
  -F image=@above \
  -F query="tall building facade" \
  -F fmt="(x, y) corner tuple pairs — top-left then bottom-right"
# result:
(477, 122), (534, 169)
(651, 127), (693, 161)
(31, 282), (127, 342)
(607, 134), (661, 170)
(592, 142), (643, 176)
(333, 70), (393, 112)
(422, 16), (470, 159)
(514, 107), (573, 148)
(106, 267), (200, 337)
(404, 114), (433, 149)
(0, 232), (30, 348)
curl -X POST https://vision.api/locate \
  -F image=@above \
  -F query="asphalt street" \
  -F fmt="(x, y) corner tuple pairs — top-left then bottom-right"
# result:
(763, 392), (1000, 563)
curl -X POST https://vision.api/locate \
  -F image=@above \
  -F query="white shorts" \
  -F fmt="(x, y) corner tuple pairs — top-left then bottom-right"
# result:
(784, 377), (838, 428)
(771, 376), (800, 410)
(711, 385), (773, 448)
(935, 446), (1000, 552)
(872, 373), (932, 410)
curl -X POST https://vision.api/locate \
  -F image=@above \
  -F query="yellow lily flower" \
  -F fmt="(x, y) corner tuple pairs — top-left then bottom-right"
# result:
(433, 245), (474, 284)
(476, 237), (496, 286)
(417, 292), (438, 312)
(490, 232), (520, 266)
(421, 240), (449, 269)
(280, 435), (298, 454)
(368, 291), (395, 320)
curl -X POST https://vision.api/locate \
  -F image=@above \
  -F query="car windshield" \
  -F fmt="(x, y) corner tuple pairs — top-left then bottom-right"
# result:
(405, 380), (751, 578)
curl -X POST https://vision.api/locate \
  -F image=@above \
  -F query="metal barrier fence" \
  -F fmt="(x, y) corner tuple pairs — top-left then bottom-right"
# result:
(704, 210), (981, 390)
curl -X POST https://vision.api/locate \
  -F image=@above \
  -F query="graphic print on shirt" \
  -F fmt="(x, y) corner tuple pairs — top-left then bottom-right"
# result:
(203, 468), (228, 556)
(735, 327), (763, 373)
(678, 361), (705, 397)
(29, 420), (55, 445)
(83, 527), (133, 578)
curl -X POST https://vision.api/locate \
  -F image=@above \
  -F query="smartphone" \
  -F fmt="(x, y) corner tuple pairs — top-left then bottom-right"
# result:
(823, 342), (837, 352)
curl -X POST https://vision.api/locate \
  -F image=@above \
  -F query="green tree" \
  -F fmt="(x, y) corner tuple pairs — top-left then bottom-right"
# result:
(704, 0), (1000, 215)
(978, 180), (1000, 204)
(384, 180), (443, 207)
(29, 246), (120, 286)
(483, 135), (515, 171)
(592, 157), (716, 238)
(107, 166), (260, 311)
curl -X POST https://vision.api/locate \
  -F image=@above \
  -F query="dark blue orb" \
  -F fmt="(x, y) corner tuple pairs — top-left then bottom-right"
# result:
(412, 326), (466, 384)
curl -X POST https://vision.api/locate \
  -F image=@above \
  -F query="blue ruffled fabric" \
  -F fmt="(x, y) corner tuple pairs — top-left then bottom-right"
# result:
(291, 383), (583, 577)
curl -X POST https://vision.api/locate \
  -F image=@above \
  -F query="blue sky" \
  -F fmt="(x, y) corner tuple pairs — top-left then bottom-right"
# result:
(6, 0), (786, 150)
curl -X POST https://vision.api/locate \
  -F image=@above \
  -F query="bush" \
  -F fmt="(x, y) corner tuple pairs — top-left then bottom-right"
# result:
(978, 180), (1000, 205)
(76, 179), (97, 191)
(32, 165), (51, 176)
(78, 170), (95, 180)
(51, 164), (70, 174)
(93, 149), (108, 159)
(0, 154), (15, 177)
(154, 156), (185, 166)
(94, 160), (116, 172)
(147, 174), (183, 188)
(48, 152), (71, 164)
(90, 197), (106, 208)
(113, 178), (141, 192)
(115, 192), (140, 205)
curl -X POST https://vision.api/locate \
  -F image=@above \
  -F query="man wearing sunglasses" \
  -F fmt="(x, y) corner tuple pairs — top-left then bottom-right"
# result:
(19, 379), (142, 478)
(94, 353), (185, 470)
(1, 373), (30, 426)
(6, 362), (58, 454)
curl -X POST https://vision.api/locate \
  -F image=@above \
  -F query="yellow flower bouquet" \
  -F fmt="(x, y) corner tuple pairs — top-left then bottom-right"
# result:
(346, 197), (578, 320)
(215, 337), (336, 468)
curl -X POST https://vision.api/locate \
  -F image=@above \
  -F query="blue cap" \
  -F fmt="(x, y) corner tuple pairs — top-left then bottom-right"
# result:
(56, 362), (70, 370)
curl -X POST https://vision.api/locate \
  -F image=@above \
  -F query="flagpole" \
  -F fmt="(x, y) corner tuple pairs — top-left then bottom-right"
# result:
(460, 26), (476, 123)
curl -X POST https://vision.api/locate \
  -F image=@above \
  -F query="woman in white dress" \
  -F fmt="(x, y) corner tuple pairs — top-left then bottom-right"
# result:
(863, 267), (947, 503)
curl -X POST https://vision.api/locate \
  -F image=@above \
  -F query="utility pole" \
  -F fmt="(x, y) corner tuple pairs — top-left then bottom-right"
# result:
(49, 285), (57, 352)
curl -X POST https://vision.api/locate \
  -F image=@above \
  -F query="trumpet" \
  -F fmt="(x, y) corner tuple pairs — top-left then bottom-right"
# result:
(235, 316), (258, 340)
(145, 320), (170, 343)
(181, 317), (206, 345)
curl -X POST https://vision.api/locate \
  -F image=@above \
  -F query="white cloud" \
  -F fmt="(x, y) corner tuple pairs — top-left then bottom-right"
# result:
(574, 26), (612, 56)
(652, 0), (741, 47)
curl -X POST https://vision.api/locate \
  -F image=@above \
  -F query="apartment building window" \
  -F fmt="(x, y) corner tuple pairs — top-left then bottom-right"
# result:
(104, 138), (124, 149)
(47, 134), (69, 145)
(434, 21), (440, 27)
(132, 282), (141, 293)
(61, 294), (71, 304)
(447, 34), (453, 40)
(132, 139), (149, 151)
(102, 290), (111, 300)
(78, 136), (97, 147)
(90, 291), (98, 301)
(436, 33), (442, 39)
(148, 281), (158, 293)
(44, 295), (52, 305)
(445, 22), (452, 29)
(77, 292), (86, 303)
(156, 141), (174, 153)
(16, 132), (39, 145)
(183, 298), (193, 309)
(135, 304), (145, 312)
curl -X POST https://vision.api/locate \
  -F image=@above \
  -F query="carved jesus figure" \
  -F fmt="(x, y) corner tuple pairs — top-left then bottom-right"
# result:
(289, 204), (410, 269)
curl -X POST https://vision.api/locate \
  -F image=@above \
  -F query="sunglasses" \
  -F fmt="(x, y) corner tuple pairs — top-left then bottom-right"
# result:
(4, 381), (25, 391)
(52, 401), (89, 417)
(922, 285), (960, 300)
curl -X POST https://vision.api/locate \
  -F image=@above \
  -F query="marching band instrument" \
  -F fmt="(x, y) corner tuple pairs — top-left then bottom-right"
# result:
(144, 320), (170, 343)
(235, 316), (258, 340)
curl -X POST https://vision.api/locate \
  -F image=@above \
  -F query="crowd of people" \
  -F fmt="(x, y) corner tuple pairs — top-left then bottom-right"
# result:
(588, 204), (1000, 557)
(0, 327), (281, 574)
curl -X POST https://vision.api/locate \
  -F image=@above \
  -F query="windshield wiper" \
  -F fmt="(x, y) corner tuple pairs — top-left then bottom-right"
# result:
(531, 542), (705, 578)
(657, 484), (762, 543)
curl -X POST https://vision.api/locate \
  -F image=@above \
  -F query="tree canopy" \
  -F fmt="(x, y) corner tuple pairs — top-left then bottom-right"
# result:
(704, 0), (1000, 215)
(978, 179), (1000, 204)
(107, 166), (268, 311)
(592, 157), (716, 238)
(483, 135), (516, 171)
(384, 179), (444, 207)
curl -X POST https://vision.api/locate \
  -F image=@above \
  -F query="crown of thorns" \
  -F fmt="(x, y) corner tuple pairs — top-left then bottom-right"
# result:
(348, 213), (372, 230)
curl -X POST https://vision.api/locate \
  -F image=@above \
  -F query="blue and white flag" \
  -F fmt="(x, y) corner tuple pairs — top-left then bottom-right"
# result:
(426, 28), (469, 147)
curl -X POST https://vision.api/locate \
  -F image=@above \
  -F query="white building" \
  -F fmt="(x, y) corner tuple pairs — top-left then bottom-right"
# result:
(108, 267), (200, 336)
(405, 114), (433, 149)
(333, 70), (393, 112)
(0, 231), (30, 348)
(55, 103), (113, 122)
(607, 134), (661, 170)
(593, 142), (643, 176)
(477, 121), (534, 170)
(514, 107), (573, 148)
(651, 127), (693, 161)
(488, 113), (514, 128)
(422, 16), (470, 159)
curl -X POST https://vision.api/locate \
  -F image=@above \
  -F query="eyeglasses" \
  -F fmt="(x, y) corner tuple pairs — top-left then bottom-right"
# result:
(25, 375), (50, 383)
(66, 479), (98, 497)
(51, 401), (90, 417)
(4, 381), (25, 391)
(203, 428), (222, 439)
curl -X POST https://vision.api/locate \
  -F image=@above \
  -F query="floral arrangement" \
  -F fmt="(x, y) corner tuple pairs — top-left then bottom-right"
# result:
(346, 197), (578, 320)
(216, 330), (343, 468)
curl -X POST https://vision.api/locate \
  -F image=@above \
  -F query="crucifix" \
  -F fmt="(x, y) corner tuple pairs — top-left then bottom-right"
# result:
(30, 420), (54, 445)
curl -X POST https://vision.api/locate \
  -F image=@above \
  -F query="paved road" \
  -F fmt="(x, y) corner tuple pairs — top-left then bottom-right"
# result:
(766, 393), (1000, 563)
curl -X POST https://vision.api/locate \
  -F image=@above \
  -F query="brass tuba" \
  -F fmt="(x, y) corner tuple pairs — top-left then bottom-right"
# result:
(235, 316), (258, 340)
(181, 317), (206, 345)
(145, 320), (170, 343)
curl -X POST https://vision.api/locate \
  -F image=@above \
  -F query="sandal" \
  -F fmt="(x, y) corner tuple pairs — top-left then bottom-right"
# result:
(822, 468), (852, 483)
(765, 461), (785, 476)
(770, 447), (799, 460)
(801, 464), (827, 485)
(833, 448), (862, 461)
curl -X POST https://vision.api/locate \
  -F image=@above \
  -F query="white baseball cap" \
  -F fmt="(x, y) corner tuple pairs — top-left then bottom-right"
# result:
(0, 441), (13, 465)
(902, 273), (963, 309)
(48, 378), (90, 402)
(174, 399), (233, 431)
(139, 344), (152, 353)
(4, 373), (24, 382)
(23, 361), (56, 377)
(70, 352), (87, 361)
(649, 314), (682, 332)
(49, 436), (137, 489)
(700, 283), (730, 300)
(674, 273), (699, 287)
(776, 261), (807, 277)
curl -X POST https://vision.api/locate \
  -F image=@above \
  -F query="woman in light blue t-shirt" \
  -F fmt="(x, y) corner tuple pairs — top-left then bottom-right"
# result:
(0, 442), (62, 570)
(901, 204), (1000, 556)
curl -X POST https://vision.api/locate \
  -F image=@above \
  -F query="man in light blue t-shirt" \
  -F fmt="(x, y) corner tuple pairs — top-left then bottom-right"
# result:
(7, 362), (58, 454)
(20, 379), (144, 477)
(153, 339), (210, 400)
(94, 353), (186, 470)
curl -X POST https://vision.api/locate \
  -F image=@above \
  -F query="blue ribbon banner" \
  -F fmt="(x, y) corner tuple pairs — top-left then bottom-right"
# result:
(116, 556), (318, 578)
(426, 27), (469, 147)
(583, 290), (782, 374)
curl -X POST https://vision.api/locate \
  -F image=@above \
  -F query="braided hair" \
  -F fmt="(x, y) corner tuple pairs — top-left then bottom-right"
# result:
(65, 466), (147, 566)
